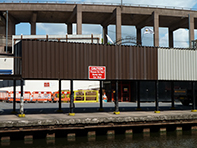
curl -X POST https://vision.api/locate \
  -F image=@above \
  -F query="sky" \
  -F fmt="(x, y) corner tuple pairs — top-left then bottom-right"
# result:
(13, 0), (197, 48)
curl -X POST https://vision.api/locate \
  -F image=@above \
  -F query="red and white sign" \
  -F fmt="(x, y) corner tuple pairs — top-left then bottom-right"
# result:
(89, 66), (106, 80)
(44, 82), (50, 87)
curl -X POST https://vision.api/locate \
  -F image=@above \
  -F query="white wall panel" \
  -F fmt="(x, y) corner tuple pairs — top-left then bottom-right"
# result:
(158, 48), (197, 80)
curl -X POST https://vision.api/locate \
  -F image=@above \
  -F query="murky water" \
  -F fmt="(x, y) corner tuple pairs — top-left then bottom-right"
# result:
(1, 130), (197, 148)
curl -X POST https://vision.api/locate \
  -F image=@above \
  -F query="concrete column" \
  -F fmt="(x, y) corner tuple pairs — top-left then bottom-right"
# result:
(102, 25), (108, 44)
(76, 4), (82, 34)
(169, 29), (173, 48)
(153, 12), (159, 47)
(116, 7), (121, 42)
(189, 14), (194, 48)
(31, 22), (36, 35)
(137, 28), (142, 45)
(67, 23), (72, 34)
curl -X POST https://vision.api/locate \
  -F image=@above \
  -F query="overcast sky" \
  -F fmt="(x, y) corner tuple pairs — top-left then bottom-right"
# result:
(14, 0), (197, 48)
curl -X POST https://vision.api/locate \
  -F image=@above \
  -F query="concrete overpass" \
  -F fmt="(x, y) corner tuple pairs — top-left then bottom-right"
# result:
(0, 2), (197, 49)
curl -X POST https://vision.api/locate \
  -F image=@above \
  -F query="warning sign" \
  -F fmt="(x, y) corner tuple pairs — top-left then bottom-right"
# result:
(88, 66), (106, 80)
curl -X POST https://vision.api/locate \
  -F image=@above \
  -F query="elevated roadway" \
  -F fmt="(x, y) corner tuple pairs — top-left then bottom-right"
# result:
(0, 2), (197, 47)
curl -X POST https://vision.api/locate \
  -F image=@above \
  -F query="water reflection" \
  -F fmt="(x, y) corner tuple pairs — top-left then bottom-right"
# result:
(2, 130), (197, 148)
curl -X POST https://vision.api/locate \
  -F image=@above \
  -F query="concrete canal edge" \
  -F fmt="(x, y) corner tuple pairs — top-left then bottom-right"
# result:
(0, 111), (197, 141)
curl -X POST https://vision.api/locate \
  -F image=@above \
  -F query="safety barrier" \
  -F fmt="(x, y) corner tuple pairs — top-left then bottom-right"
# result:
(74, 90), (98, 103)
(7, 91), (31, 102)
(0, 91), (9, 101)
(31, 91), (52, 103)
(52, 91), (70, 102)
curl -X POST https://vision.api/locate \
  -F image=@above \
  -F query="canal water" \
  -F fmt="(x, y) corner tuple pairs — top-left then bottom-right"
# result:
(1, 130), (197, 148)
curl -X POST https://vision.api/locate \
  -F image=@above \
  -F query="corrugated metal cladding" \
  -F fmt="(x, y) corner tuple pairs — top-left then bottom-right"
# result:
(19, 40), (158, 80)
(158, 48), (197, 81)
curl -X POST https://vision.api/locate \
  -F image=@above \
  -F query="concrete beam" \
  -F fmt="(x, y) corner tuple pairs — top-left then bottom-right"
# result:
(153, 11), (159, 47)
(169, 18), (188, 32)
(101, 9), (116, 27)
(30, 12), (37, 23)
(67, 6), (77, 23)
(136, 13), (154, 29)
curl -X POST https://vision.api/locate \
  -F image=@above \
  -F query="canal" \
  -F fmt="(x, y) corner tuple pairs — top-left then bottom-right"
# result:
(1, 130), (197, 148)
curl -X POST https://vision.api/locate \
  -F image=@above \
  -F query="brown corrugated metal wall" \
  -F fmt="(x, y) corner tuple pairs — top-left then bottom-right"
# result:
(19, 40), (158, 80)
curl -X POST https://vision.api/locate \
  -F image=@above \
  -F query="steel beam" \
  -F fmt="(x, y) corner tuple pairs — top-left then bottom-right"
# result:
(154, 80), (160, 113)
(69, 79), (75, 115)
(192, 81), (196, 112)
(114, 80), (119, 114)
(99, 81), (103, 111)
(58, 79), (62, 112)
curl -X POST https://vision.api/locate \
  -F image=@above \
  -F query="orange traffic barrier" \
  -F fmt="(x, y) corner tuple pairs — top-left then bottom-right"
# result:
(0, 91), (9, 101)
(31, 91), (52, 103)
(8, 91), (31, 102)
(52, 91), (70, 102)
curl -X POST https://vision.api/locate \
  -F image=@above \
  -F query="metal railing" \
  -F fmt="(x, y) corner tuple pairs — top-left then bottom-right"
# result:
(0, 0), (196, 11)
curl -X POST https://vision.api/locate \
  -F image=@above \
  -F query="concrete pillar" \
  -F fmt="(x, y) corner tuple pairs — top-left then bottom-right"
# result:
(169, 29), (173, 48)
(67, 23), (72, 34)
(137, 28), (142, 45)
(102, 25), (108, 44)
(153, 11), (159, 47)
(116, 7), (121, 42)
(76, 4), (82, 34)
(189, 14), (194, 48)
(31, 22), (36, 35)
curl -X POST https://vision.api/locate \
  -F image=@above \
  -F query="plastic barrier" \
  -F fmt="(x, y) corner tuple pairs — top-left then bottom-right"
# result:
(31, 91), (52, 102)
(0, 91), (9, 101)
(7, 91), (31, 102)
(52, 91), (70, 102)
(74, 90), (98, 103)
